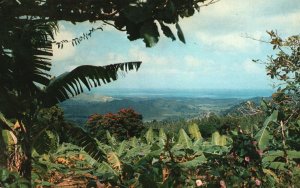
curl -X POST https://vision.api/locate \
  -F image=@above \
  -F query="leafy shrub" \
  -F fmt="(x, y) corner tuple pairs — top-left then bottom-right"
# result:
(0, 168), (30, 187)
(251, 31), (300, 186)
(145, 118), (189, 133)
(192, 114), (243, 138)
(84, 126), (288, 187)
(27, 31), (300, 187)
(87, 108), (145, 141)
(196, 114), (221, 138)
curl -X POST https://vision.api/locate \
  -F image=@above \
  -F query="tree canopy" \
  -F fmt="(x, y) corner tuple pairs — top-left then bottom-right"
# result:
(0, 0), (217, 47)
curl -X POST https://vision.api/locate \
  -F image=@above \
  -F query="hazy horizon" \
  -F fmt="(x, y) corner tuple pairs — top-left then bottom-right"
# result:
(82, 87), (274, 99)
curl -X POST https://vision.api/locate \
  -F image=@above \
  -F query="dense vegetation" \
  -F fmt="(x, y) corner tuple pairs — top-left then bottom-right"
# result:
(0, 0), (299, 187)
(1, 31), (299, 187)
(0, 0), (216, 184)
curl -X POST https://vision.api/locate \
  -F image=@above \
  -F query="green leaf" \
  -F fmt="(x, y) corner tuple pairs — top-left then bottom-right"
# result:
(287, 150), (300, 159)
(117, 141), (126, 156)
(96, 161), (119, 179)
(0, 168), (9, 182)
(255, 110), (278, 150)
(211, 131), (220, 145)
(159, 22), (176, 41)
(192, 139), (204, 153)
(139, 173), (158, 188)
(219, 135), (228, 146)
(130, 136), (138, 148)
(43, 61), (142, 107)
(145, 128), (154, 144)
(177, 128), (192, 148)
(268, 162), (287, 171)
(106, 131), (117, 146)
(0, 112), (14, 131)
(140, 22), (159, 47)
(256, 130), (270, 151)
(126, 144), (151, 159)
(263, 150), (300, 165)
(260, 99), (269, 111)
(0, 113), (17, 151)
(255, 128), (271, 150)
(63, 123), (106, 162)
(188, 123), (202, 140)
(33, 130), (58, 155)
(107, 152), (122, 170)
(123, 6), (152, 24)
(39, 181), (53, 186)
(159, 128), (167, 145)
(263, 169), (279, 183)
(262, 150), (283, 163)
(175, 23), (185, 44)
(179, 155), (206, 169)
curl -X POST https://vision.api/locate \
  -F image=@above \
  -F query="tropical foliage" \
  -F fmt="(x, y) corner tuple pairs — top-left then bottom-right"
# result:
(26, 32), (299, 187)
(1, 0), (217, 183)
(0, 167), (30, 187)
(28, 116), (300, 187)
(0, 18), (141, 182)
(1, 0), (300, 186)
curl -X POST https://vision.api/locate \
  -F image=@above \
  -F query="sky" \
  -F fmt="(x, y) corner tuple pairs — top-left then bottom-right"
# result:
(50, 0), (300, 91)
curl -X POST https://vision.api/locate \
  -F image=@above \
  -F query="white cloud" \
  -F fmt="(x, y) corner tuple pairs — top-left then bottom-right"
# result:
(182, 0), (300, 52)
(242, 60), (264, 74)
(258, 11), (300, 34)
(184, 55), (224, 76)
(185, 56), (201, 67)
(106, 53), (126, 63)
(195, 32), (256, 51)
(129, 46), (170, 65)
(129, 47), (151, 62)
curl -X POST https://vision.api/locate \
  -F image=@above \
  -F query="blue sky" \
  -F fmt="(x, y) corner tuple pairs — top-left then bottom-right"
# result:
(51, 0), (300, 91)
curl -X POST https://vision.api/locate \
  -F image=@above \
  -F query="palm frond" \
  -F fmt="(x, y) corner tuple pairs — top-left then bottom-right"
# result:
(0, 22), (57, 100)
(63, 123), (106, 162)
(42, 61), (141, 107)
(33, 130), (59, 155)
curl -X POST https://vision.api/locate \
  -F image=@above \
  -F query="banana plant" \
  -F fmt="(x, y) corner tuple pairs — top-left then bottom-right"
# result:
(0, 20), (141, 181)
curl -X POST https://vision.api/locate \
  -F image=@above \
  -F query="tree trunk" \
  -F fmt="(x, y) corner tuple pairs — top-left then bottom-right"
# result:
(20, 143), (32, 181)
(19, 119), (32, 182)
(0, 132), (8, 168)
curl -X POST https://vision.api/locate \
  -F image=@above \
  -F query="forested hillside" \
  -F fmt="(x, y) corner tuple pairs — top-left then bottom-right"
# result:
(61, 96), (245, 122)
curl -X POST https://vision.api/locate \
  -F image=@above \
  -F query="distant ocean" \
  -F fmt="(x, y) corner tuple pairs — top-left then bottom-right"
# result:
(91, 88), (274, 99)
